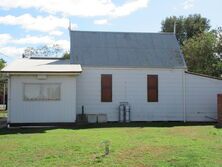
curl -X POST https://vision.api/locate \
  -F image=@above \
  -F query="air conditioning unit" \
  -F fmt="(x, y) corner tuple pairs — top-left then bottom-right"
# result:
(87, 114), (97, 123)
(98, 114), (107, 123)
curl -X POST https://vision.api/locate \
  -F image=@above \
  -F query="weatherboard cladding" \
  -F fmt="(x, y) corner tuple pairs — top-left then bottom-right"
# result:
(70, 31), (186, 68)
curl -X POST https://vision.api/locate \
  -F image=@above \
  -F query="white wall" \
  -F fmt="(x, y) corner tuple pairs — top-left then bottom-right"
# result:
(8, 75), (77, 123)
(185, 73), (222, 122)
(9, 70), (222, 123)
(76, 67), (185, 121)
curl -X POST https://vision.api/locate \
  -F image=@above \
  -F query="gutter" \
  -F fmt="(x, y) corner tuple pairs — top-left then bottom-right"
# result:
(1, 71), (82, 74)
(185, 71), (222, 80)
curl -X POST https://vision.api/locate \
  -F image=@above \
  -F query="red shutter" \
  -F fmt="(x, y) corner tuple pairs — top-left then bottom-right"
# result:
(101, 74), (112, 102)
(147, 75), (158, 102)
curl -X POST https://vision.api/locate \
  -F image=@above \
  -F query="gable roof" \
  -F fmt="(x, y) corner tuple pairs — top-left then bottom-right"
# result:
(70, 30), (187, 69)
(1, 58), (82, 73)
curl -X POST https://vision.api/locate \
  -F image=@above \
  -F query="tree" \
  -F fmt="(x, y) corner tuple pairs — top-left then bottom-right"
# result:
(161, 14), (210, 44)
(0, 58), (6, 80)
(161, 16), (186, 44)
(184, 14), (210, 40)
(0, 58), (6, 104)
(22, 44), (64, 58)
(161, 14), (222, 77)
(182, 32), (222, 77)
(0, 58), (6, 70)
(63, 52), (70, 59)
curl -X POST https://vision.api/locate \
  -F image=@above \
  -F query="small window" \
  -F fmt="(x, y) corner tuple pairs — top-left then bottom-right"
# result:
(147, 75), (158, 102)
(24, 83), (61, 101)
(101, 74), (112, 102)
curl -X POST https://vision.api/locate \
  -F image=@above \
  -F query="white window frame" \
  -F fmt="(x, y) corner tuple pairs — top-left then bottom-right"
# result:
(23, 83), (61, 101)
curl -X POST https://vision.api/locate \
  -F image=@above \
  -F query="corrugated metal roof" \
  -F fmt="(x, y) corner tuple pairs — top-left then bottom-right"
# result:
(1, 59), (82, 73)
(70, 31), (187, 69)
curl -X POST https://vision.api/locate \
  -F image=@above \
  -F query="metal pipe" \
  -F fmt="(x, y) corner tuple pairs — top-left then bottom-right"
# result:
(183, 70), (186, 122)
(81, 105), (84, 115)
(3, 83), (5, 105)
(174, 22), (176, 34)
(7, 76), (11, 123)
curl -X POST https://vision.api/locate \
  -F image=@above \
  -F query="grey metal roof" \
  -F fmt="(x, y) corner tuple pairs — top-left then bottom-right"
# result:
(70, 30), (187, 69)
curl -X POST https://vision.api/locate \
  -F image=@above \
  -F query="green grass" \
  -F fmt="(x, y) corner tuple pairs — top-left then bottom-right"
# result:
(0, 123), (222, 167)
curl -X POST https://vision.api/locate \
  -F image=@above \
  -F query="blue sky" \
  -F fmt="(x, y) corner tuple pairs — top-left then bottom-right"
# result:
(0, 0), (221, 62)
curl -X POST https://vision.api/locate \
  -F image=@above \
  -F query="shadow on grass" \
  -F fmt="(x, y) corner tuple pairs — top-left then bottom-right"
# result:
(0, 122), (218, 135)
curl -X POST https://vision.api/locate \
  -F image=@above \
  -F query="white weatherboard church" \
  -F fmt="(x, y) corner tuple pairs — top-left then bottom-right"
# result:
(2, 30), (222, 125)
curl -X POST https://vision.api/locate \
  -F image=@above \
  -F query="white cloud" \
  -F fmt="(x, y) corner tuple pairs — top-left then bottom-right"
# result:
(111, 0), (148, 18)
(94, 19), (108, 25)
(0, 14), (77, 33)
(0, 0), (150, 59)
(70, 23), (78, 30)
(49, 30), (64, 36)
(55, 40), (69, 50)
(0, 34), (69, 49)
(0, 33), (12, 45)
(0, 34), (70, 58)
(0, 0), (149, 18)
(183, 0), (195, 10)
(0, 46), (25, 58)
(12, 35), (54, 45)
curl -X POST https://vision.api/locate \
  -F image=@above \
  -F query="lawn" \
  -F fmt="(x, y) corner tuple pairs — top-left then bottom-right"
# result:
(0, 123), (222, 167)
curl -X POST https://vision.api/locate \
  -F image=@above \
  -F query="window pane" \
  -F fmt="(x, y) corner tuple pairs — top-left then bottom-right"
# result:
(24, 84), (41, 100)
(46, 84), (60, 100)
(24, 83), (60, 101)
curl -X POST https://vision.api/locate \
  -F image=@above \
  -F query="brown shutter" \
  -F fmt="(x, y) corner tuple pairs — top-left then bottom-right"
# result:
(147, 75), (158, 102)
(101, 74), (112, 102)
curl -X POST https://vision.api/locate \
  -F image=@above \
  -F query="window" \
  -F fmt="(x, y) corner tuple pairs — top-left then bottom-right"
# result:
(101, 74), (112, 102)
(147, 75), (158, 102)
(24, 83), (61, 101)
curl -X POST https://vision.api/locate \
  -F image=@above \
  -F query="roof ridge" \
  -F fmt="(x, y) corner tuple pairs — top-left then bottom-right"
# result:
(70, 30), (175, 35)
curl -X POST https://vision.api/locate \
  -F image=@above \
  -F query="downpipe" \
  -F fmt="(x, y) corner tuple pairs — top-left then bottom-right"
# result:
(183, 71), (186, 122)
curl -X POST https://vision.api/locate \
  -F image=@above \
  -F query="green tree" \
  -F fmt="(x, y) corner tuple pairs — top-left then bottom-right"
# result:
(0, 58), (6, 104)
(161, 14), (210, 44)
(182, 32), (222, 77)
(161, 16), (186, 44)
(184, 14), (210, 39)
(63, 52), (70, 59)
(0, 59), (6, 70)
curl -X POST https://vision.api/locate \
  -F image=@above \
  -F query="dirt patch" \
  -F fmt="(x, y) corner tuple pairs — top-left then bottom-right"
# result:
(168, 126), (221, 142)
(116, 145), (173, 166)
(121, 127), (147, 135)
(168, 127), (200, 137)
